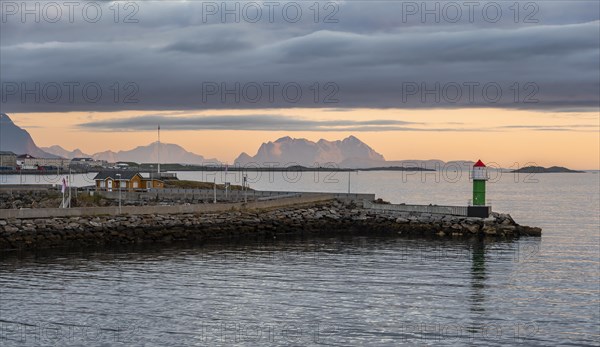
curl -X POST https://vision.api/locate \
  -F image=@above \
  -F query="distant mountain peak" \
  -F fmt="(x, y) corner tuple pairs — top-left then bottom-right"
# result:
(89, 142), (218, 164)
(275, 136), (293, 143)
(0, 113), (13, 124)
(235, 135), (386, 167)
(41, 145), (91, 159)
(0, 113), (57, 157)
(41, 140), (219, 164)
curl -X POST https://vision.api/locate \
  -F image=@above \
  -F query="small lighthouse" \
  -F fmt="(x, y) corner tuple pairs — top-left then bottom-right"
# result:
(471, 159), (488, 206)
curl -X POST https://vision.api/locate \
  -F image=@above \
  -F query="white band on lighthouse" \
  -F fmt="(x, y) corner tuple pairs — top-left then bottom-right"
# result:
(472, 166), (488, 180)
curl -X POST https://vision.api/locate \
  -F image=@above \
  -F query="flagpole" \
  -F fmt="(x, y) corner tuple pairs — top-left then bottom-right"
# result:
(243, 174), (247, 204)
(68, 170), (72, 208)
(61, 176), (66, 208)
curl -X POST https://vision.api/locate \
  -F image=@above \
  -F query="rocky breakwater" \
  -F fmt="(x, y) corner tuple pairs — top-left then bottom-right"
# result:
(0, 200), (541, 250)
(0, 189), (118, 208)
(0, 190), (62, 209)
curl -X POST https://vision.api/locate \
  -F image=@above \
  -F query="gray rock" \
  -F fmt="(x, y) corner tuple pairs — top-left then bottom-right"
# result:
(4, 226), (19, 233)
(461, 223), (480, 233)
(499, 225), (516, 232)
(482, 225), (497, 235)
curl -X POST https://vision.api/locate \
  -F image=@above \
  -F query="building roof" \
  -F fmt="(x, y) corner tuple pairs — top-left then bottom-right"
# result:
(473, 159), (486, 167)
(0, 151), (16, 156)
(17, 154), (35, 159)
(72, 157), (93, 162)
(93, 171), (142, 181)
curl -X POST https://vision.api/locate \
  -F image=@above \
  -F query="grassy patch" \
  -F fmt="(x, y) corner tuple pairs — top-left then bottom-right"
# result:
(74, 193), (106, 207)
(165, 180), (249, 191)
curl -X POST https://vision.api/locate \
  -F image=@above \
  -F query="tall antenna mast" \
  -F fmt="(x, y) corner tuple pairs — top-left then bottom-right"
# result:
(157, 124), (161, 175)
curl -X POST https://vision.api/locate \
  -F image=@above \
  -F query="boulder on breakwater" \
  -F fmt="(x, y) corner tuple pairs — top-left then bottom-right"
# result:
(0, 200), (541, 250)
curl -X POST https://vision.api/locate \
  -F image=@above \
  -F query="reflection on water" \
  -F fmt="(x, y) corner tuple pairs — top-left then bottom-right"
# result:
(3, 236), (584, 347)
(470, 240), (486, 314)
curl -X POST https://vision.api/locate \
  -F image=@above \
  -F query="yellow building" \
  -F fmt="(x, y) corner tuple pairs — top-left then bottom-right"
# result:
(94, 171), (164, 192)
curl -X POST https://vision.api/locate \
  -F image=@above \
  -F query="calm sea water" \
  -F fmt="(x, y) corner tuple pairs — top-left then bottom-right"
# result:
(0, 172), (598, 346)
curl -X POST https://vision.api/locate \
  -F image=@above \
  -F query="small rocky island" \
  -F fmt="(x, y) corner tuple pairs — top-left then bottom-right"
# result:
(512, 166), (584, 173)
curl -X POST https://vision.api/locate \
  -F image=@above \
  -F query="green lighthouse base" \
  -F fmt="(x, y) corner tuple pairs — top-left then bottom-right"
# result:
(467, 206), (491, 218)
(472, 179), (486, 206)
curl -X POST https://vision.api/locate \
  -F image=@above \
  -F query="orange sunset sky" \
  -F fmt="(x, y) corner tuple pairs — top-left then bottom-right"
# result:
(9, 108), (599, 170)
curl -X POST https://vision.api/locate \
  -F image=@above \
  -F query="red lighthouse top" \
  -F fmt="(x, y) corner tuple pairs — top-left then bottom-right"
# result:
(473, 160), (486, 167)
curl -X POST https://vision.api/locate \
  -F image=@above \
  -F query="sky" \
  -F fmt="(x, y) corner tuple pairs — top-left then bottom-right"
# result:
(1, 1), (599, 169)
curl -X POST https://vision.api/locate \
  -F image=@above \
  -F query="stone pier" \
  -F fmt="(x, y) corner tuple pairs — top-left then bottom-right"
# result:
(0, 198), (541, 251)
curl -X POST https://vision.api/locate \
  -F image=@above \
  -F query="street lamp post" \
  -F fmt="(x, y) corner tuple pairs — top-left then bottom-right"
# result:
(116, 173), (122, 214)
(213, 177), (217, 204)
(348, 171), (351, 194)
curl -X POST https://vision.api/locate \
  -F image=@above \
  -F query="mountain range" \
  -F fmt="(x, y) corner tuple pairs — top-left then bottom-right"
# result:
(233, 136), (475, 169)
(234, 136), (386, 168)
(42, 143), (217, 165)
(2, 112), (473, 169)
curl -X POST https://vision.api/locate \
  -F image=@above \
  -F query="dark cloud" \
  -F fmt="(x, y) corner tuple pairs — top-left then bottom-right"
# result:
(1, 1), (598, 113)
(162, 38), (252, 54)
(78, 114), (597, 133)
(78, 114), (431, 131)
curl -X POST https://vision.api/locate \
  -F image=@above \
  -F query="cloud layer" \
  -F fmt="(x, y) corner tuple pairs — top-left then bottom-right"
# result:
(78, 114), (426, 132)
(1, 1), (599, 112)
(78, 114), (596, 133)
